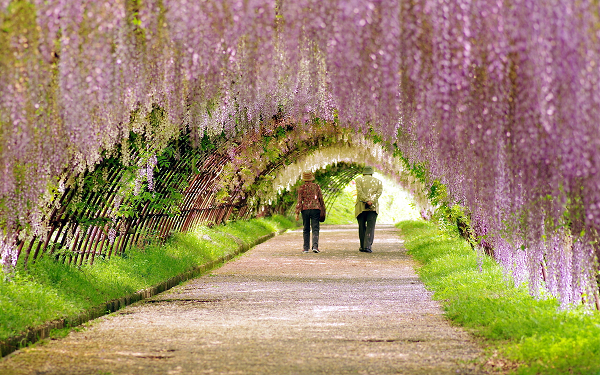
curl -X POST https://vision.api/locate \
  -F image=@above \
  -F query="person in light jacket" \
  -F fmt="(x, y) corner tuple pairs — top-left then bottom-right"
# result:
(295, 171), (325, 253)
(354, 166), (383, 253)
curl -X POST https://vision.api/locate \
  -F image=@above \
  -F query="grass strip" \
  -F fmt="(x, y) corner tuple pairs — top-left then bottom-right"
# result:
(396, 220), (600, 375)
(0, 215), (295, 344)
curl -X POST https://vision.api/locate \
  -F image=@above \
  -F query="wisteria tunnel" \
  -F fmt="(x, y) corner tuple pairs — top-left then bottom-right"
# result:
(1, 0), (600, 313)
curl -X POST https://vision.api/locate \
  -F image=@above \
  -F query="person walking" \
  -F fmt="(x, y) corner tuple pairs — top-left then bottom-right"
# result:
(355, 166), (383, 253)
(295, 171), (325, 253)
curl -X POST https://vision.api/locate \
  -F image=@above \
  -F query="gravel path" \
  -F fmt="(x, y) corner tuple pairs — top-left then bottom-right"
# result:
(0, 224), (487, 374)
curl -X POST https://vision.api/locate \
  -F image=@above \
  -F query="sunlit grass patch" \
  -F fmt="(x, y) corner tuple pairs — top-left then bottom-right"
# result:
(323, 185), (356, 224)
(0, 272), (80, 340)
(397, 219), (600, 375)
(219, 215), (294, 244)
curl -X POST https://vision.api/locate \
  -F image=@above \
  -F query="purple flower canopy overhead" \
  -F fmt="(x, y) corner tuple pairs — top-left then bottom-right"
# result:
(1, 0), (599, 305)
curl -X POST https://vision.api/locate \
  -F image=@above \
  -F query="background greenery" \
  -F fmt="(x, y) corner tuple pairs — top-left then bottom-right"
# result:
(324, 173), (420, 225)
(397, 219), (600, 375)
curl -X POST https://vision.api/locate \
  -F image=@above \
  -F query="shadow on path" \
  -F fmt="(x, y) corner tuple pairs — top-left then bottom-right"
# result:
(0, 224), (485, 374)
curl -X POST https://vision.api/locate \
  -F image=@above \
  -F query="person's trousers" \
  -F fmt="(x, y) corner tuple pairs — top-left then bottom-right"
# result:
(357, 211), (378, 251)
(301, 209), (321, 250)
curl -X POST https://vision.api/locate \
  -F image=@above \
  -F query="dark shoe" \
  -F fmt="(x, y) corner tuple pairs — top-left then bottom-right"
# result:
(360, 248), (372, 253)
(313, 248), (320, 253)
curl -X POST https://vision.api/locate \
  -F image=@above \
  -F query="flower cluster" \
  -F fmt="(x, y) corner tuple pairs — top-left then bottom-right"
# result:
(0, 233), (17, 275)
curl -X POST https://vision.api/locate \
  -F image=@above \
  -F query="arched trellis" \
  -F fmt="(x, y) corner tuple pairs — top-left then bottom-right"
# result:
(16, 121), (384, 268)
(265, 138), (431, 219)
(319, 164), (364, 214)
(18, 133), (229, 268)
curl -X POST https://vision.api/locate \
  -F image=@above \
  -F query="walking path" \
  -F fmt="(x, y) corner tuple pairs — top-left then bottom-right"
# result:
(0, 225), (486, 374)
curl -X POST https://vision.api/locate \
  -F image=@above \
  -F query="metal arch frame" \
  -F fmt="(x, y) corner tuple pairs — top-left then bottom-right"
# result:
(14, 125), (348, 267)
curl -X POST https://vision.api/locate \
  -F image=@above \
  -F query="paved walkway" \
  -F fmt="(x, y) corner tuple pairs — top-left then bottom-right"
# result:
(0, 225), (485, 374)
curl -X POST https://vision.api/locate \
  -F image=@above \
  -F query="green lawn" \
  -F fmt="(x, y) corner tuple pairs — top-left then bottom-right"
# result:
(397, 220), (600, 375)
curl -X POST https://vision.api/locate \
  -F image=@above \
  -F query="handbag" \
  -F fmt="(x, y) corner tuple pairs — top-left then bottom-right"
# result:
(319, 195), (326, 222)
